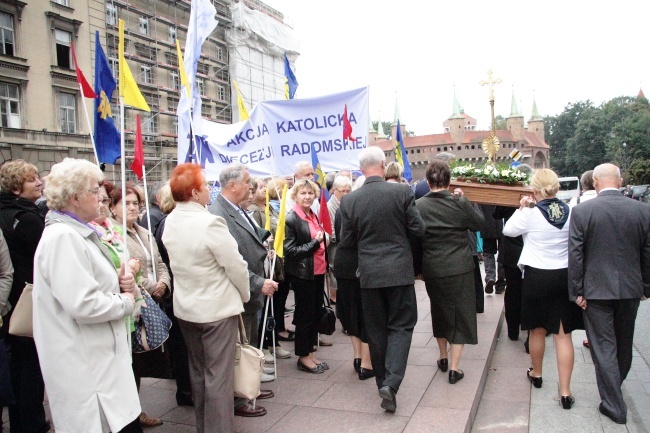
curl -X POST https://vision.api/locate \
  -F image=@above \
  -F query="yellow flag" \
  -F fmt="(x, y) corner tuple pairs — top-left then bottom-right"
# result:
(273, 184), (288, 258)
(233, 80), (249, 121)
(118, 19), (150, 111)
(264, 186), (271, 231)
(175, 39), (190, 99)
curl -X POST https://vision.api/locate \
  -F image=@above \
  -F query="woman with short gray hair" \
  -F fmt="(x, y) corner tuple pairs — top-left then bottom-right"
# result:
(33, 158), (142, 432)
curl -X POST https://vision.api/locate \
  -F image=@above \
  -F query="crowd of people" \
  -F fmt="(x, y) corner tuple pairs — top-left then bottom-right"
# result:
(0, 151), (647, 432)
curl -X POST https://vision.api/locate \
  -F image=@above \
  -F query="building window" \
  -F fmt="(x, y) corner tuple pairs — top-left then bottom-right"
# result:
(106, 3), (117, 26)
(0, 82), (20, 128)
(109, 58), (118, 80)
(139, 17), (149, 35)
(55, 29), (72, 69)
(60, 92), (76, 133)
(141, 111), (158, 134)
(168, 26), (176, 43)
(0, 12), (15, 56)
(196, 78), (205, 96)
(141, 65), (152, 84)
(53, 0), (70, 6)
(170, 72), (179, 90)
(217, 84), (225, 101)
(216, 45), (223, 61)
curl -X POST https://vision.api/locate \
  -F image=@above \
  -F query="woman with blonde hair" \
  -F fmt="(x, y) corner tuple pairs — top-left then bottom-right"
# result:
(384, 161), (403, 183)
(284, 179), (329, 373)
(0, 160), (50, 433)
(503, 168), (583, 410)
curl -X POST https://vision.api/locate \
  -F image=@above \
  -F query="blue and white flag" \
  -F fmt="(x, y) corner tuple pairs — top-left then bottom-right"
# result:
(178, 87), (369, 181)
(177, 0), (218, 163)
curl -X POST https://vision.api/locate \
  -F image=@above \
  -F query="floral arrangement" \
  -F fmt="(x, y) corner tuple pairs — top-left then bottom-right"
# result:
(450, 162), (530, 185)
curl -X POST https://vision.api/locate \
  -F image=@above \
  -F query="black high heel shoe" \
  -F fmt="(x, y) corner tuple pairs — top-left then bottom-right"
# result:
(448, 369), (464, 384)
(353, 358), (361, 373)
(437, 358), (448, 372)
(527, 368), (543, 388)
(560, 395), (574, 410)
(358, 367), (375, 380)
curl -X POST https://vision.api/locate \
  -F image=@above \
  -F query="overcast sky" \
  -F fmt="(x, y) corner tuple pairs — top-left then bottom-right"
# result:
(262, 0), (649, 136)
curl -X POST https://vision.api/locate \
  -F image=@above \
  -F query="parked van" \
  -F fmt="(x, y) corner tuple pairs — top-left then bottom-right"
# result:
(557, 176), (580, 202)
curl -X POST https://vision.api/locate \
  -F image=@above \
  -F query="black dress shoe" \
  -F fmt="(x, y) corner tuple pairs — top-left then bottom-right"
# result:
(378, 385), (397, 412)
(437, 358), (448, 372)
(527, 368), (543, 388)
(277, 331), (295, 342)
(235, 401), (267, 417)
(560, 395), (574, 410)
(485, 279), (495, 294)
(297, 359), (324, 374)
(353, 358), (361, 373)
(599, 403), (626, 424)
(448, 369), (464, 384)
(176, 391), (194, 407)
(358, 368), (375, 380)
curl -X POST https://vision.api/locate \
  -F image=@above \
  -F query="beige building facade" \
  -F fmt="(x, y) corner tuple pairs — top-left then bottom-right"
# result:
(0, 0), (291, 182)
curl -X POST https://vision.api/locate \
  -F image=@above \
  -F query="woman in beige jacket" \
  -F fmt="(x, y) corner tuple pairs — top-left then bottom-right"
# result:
(162, 163), (250, 433)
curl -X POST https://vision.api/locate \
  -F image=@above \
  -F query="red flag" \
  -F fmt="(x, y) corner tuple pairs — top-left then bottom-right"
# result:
(71, 42), (96, 98)
(319, 189), (332, 235)
(131, 114), (144, 180)
(342, 104), (356, 142)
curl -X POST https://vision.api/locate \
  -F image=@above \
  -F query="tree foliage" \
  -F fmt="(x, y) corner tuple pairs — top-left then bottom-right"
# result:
(495, 115), (507, 130)
(545, 95), (650, 182)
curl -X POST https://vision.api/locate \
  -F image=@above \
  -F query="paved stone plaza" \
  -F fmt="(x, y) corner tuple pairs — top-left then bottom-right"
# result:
(3, 279), (649, 432)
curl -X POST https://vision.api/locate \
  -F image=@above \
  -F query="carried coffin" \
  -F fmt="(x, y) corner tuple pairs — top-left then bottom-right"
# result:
(449, 180), (533, 207)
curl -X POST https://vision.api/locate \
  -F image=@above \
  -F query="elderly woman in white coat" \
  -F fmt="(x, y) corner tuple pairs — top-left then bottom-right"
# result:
(162, 163), (250, 433)
(33, 158), (142, 433)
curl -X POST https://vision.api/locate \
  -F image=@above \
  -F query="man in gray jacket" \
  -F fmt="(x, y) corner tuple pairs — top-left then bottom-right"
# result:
(208, 163), (278, 417)
(568, 163), (650, 425)
(339, 146), (425, 412)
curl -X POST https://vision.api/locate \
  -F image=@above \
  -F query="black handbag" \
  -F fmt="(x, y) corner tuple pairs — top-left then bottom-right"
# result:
(318, 288), (336, 335)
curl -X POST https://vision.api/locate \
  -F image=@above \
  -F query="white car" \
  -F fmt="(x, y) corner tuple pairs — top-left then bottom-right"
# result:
(557, 176), (580, 203)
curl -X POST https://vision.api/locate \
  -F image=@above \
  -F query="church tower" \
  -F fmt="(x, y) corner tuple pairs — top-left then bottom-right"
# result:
(448, 91), (466, 144)
(527, 98), (545, 141)
(391, 97), (405, 139)
(375, 112), (387, 140)
(506, 90), (525, 141)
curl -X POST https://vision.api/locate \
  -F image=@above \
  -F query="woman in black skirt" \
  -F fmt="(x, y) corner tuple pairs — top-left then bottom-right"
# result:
(503, 168), (583, 410)
(333, 176), (374, 380)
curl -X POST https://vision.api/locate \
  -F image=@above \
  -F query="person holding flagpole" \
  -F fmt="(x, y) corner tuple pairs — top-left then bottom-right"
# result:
(284, 179), (330, 374)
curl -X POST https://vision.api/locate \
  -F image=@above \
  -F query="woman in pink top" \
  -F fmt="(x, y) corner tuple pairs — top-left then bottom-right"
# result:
(284, 179), (329, 374)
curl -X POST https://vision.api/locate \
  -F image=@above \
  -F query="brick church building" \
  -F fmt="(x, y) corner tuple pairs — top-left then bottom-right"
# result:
(370, 94), (551, 181)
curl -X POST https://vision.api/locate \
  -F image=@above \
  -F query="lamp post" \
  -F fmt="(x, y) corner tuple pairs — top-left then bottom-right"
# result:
(622, 142), (627, 173)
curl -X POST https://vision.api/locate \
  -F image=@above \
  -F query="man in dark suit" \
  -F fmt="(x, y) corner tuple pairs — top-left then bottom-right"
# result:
(568, 163), (650, 425)
(339, 146), (425, 412)
(208, 163), (278, 417)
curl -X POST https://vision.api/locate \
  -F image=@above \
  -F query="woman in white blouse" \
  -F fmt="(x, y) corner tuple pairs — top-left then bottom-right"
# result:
(503, 168), (583, 410)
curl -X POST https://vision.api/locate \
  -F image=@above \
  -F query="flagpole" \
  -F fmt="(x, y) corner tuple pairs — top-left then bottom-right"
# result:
(141, 168), (157, 280)
(77, 84), (100, 167)
(119, 97), (128, 267)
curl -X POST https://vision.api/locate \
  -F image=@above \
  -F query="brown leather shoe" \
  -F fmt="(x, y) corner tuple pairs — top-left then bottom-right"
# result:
(258, 389), (274, 400)
(139, 412), (163, 427)
(235, 401), (267, 417)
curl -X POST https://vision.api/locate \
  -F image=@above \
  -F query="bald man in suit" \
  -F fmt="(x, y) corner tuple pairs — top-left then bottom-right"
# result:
(568, 163), (650, 425)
